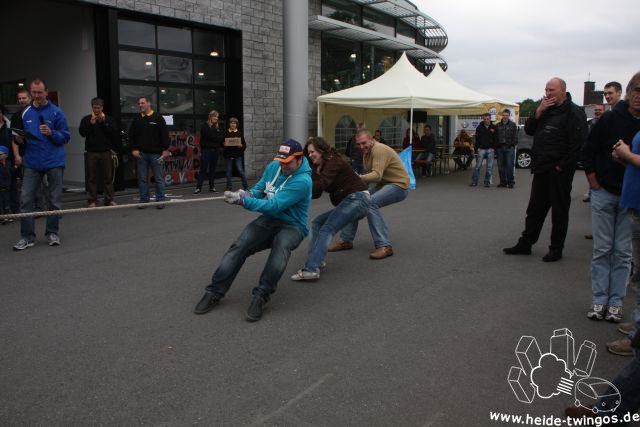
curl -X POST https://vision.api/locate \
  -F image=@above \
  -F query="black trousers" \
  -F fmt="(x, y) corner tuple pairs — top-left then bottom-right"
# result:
(520, 169), (575, 251)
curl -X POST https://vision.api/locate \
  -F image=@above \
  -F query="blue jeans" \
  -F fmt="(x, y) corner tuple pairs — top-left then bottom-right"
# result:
(305, 191), (372, 272)
(629, 209), (640, 338)
(597, 348), (640, 426)
(497, 146), (515, 186)
(415, 152), (434, 175)
(590, 188), (632, 306)
(206, 215), (304, 302)
(471, 148), (494, 185)
(339, 183), (408, 248)
(137, 152), (166, 202)
(225, 157), (248, 190)
(196, 148), (219, 190)
(20, 167), (64, 240)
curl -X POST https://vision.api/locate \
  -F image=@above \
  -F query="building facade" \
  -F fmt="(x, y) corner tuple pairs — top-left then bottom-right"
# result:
(0, 0), (447, 188)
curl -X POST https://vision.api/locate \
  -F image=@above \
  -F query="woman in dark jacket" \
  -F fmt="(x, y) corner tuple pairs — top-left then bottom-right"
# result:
(291, 136), (371, 281)
(223, 117), (248, 191)
(195, 110), (224, 193)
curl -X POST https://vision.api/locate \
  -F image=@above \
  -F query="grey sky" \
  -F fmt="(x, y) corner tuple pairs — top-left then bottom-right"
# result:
(414, 0), (638, 105)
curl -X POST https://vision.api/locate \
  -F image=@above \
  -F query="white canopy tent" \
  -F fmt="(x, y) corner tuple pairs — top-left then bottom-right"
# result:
(317, 53), (519, 145)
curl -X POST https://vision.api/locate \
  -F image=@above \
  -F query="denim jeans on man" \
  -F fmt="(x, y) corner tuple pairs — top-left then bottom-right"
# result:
(206, 215), (304, 302)
(590, 188), (632, 307)
(136, 152), (166, 202)
(305, 191), (371, 272)
(20, 167), (64, 241)
(225, 157), (248, 190)
(471, 148), (494, 185)
(197, 148), (219, 190)
(497, 146), (515, 186)
(339, 183), (408, 248)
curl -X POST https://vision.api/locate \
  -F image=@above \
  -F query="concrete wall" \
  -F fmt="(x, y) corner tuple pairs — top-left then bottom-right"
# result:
(1, 0), (97, 186)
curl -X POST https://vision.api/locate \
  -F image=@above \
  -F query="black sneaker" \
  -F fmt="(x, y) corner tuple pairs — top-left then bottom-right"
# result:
(542, 250), (562, 262)
(246, 297), (265, 322)
(503, 241), (531, 255)
(193, 188), (202, 194)
(209, 187), (218, 193)
(194, 292), (221, 314)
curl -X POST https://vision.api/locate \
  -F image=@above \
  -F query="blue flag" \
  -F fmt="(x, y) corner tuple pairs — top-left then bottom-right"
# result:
(399, 146), (416, 190)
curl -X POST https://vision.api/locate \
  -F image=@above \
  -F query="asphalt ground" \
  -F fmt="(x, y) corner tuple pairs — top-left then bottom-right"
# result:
(0, 167), (636, 426)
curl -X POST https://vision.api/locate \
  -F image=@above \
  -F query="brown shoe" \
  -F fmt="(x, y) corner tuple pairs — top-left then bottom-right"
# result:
(327, 240), (353, 252)
(370, 246), (393, 260)
(607, 337), (633, 356)
(618, 322), (632, 335)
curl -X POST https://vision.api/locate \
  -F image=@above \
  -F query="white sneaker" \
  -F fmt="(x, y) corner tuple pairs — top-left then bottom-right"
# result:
(587, 304), (606, 320)
(47, 233), (61, 246)
(291, 269), (320, 281)
(13, 238), (35, 251)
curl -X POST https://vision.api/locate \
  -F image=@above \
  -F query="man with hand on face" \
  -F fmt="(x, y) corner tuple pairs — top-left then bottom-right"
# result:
(504, 77), (587, 262)
(12, 79), (70, 251)
(128, 96), (170, 209)
(193, 139), (312, 322)
(79, 97), (116, 208)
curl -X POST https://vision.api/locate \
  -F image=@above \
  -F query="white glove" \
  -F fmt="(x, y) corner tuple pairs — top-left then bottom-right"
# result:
(223, 190), (247, 205)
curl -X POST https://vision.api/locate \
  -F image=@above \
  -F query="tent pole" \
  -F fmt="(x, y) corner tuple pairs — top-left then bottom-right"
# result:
(409, 107), (414, 145)
(317, 101), (322, 137)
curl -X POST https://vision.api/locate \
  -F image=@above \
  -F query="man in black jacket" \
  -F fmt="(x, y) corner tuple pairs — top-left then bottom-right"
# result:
(581, 74), (640, 323)
(504, 78), (587, 262)
(79, 97), (116, 207)
(470, 113), (497, 187)
(129, 96), (170, 209)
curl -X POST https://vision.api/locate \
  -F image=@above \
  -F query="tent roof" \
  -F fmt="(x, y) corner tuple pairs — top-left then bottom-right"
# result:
(317, 53), (517, 114)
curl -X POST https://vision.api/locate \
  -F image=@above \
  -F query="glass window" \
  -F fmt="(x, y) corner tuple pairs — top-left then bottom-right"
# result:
(396, 21), (416, 44)
(119, 51), (156, 81)
(321, 36), (361, 93)
(158, 55), (192, 83)
(193, 60), (225, 86)
(322, 0), (360, 25)
(334, 115), (356, 152)
(373, 48), (395, 79)
(159, 87), (194, 114)
(363, 8), (394, 37)
(193, 30), (225, 58)
(118, 19), (156, 48)
(195, 89), (225, 115)
(158, 25), (192, 53)
(120, 85), (157, 114)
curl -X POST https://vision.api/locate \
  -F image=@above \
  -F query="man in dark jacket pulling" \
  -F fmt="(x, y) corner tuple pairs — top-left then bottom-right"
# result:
(129, 96), (170, 208)
(79, 97), (116, 207)
(504, 77), (587, 262)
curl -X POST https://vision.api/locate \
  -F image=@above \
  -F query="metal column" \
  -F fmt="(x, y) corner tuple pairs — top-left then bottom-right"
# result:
(283, 0), (308, 143)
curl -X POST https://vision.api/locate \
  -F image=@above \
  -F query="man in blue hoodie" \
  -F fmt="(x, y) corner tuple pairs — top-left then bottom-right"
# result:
(194, 139), (312, 322)
(13, 79), (70, 251)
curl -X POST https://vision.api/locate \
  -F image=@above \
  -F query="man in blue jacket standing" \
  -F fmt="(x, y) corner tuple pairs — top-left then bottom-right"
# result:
(194, 139), (312, 322)
(13, 79), (70, 250)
